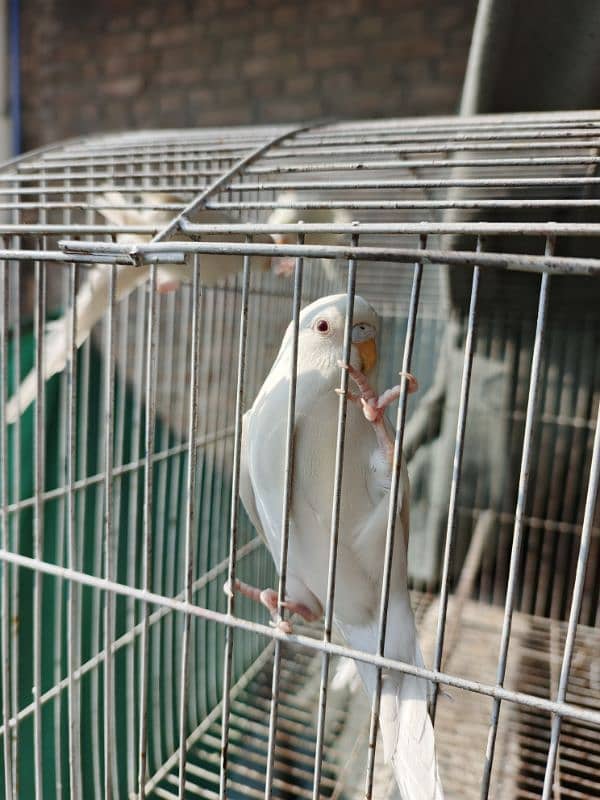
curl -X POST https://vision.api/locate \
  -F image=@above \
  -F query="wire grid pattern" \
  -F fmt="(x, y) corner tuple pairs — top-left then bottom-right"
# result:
(0, 111), (597, 799)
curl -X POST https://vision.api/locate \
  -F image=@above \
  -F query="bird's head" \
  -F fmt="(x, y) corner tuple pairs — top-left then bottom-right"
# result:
(295, 293), (379, 378)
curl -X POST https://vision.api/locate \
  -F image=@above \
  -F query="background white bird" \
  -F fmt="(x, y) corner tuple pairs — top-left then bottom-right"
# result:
(6, 191), (350, 423)
(5, 192), (276, 422)
(235, 293), (444, 799)
(268, 191), (351, 280)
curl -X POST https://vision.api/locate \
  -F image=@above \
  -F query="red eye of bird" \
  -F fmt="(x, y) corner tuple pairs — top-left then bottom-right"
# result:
(316, 319), (329, 333)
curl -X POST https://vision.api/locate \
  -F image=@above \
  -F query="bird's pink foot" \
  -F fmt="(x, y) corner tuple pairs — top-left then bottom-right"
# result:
(223, 578), (320, 633)
(271, 256), (296, 277)
(281, 599), (322, 623)
(337, 361), (418, 464)
(338, 361), (417, 420)
(157, 280), (181, 294)
(260, 588), (294, 633)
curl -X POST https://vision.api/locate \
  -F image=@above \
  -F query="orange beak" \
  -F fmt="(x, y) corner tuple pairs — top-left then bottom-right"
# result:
(355, 338), (377, 373)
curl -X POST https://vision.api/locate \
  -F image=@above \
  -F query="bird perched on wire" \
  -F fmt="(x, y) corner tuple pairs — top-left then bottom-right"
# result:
(4, 191), (274, 422)
(6, 192), (350, 423)
(268, 191), (351, 281)
(231, 293), (444, 799)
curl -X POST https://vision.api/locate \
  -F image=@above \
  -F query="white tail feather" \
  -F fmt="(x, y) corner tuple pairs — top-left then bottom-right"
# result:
(340, 619), (445, 800)
(381, 670), (444, 800)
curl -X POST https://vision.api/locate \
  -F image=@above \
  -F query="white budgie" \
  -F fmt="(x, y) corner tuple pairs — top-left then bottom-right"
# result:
(234, 293), (444, 799)
(5, 192), (276, 423)
(267, 191), (351, 280)
(6, 192), (349, 423)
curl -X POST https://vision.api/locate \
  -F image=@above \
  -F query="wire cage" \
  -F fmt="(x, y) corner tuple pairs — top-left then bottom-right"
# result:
(0, 111), (599, 800)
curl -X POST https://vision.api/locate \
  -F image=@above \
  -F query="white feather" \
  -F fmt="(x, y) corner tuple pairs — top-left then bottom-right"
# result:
(331, 657), (362, 693)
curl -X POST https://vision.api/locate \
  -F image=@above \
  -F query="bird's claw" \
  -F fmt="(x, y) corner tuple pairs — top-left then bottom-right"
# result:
(281, 599), (322, 623)
(334, 387), (359, 403)
(360, 397), (382, 423)
(156, 280), (181, 294)
(222, 580), (318, 634)
(271, 256), (296, 277)
(269, 617), (294, 634)
(338, 362), (418, 424)
(397, 371), (419, 394)
(336, 362), (418, 466)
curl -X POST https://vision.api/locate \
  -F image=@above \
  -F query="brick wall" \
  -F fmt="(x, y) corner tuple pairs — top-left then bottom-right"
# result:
(20, 0), (476, 151)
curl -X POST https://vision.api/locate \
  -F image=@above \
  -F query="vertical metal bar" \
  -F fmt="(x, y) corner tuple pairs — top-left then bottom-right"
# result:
(161, 280), (190, 763)
(312, 234), (358, 800)
(66, 257), (82, 799)
(109, 156), (131, 779)
(63, 167), (81, 799)
(176, 254), (202, 800)
(207, 270), (238, 717)
(220, 244), (253, 799)
(111, 273), (129, 786)
(264, 235), (305, 800)
(33, 250), (46, 800)
(363, 235), (426, 798)
(9, 239), (22, 798)
(480, 242), (553, 799)
(148, 150), (168, 777)
(569, 318), (597, 626)
(138, 263), (158, 798)
(86, 169), (104, 800)
(103, 263), (117, 800)
(541, 399), (600, 799)
(126, 277), (146, 795)
(53, 260), (67, 797)
(194, 282), (217, 725)
(430, 242), (482, 721)
(0, 254), (13, 799)
(149, 290), (174, 772)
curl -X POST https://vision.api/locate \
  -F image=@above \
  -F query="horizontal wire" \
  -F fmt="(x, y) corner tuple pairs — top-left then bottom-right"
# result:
(4, 197), (600, 214)
(227, 177), (600, 190)
(8, 175), (600, 195)
(58, 239), (600, 276)
(0, 548), (598, 728)
(4, 221), (600, 238)
(208, 198), (600, 209)
(180, 221), (600, 237)
(20, 140), (600, 171)
(5, 153), (600, 181)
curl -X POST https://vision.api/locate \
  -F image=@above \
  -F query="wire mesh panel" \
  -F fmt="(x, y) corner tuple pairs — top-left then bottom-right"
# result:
(0, 112), (598, 800)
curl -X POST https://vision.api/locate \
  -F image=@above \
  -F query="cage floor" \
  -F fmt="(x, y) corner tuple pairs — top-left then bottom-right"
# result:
(146, 594), (600, 799)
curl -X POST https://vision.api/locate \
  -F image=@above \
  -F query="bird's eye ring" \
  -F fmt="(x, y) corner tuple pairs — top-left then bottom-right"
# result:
(315, 318), (330, 334)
